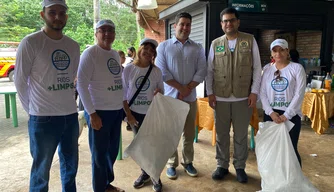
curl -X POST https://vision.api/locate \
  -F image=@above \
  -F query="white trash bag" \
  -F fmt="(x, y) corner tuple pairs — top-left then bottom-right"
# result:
(124, 93), (190, 182)
(255, 121), (319, 192)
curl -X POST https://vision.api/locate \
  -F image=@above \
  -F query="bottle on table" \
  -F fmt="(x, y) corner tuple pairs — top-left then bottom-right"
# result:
(324, 72), (332, 91)
(305, 83), (311, 93)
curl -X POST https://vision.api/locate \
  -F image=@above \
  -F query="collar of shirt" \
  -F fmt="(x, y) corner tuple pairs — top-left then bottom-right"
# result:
(172, 36), (192, 45)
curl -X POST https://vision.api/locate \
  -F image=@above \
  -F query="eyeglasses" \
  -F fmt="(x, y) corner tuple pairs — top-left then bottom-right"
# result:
(274, 69), (282, 81)
(97, 29), (115, 34)
(222, 18), (237, 24)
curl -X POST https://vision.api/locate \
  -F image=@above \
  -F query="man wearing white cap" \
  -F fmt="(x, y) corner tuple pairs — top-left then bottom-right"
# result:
(206, 7), (262, 183)
(77, 19), (125, 192)
(14, 0), (80, 191)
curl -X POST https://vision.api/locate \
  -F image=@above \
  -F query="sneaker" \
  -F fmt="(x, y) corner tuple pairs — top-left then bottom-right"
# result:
(183, 163), (198, 177)
(212, 167), (229, 180)
(166, 167), (177, 179)
(105, 184), (125, 192)
(152, 178), (163, 192)
(236, 169), (248, 183)
(133, 172), (150, 189)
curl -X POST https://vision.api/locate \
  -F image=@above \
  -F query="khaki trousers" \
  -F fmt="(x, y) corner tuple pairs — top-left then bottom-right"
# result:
(167, 100), (197, 168)
(215, 99), (252, 169)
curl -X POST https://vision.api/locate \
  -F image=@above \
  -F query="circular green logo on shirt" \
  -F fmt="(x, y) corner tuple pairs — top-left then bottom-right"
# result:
(135, 76), (150, 91)
(107, 58), (121, 75)
(52, 50), (70, 70)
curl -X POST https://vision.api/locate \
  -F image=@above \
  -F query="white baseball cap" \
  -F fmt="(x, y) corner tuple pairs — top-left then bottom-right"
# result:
(270, 39), (289, 50)
(95, 20), (115, 29)
(42, 0), (68, 9)
(139, 38), (158, 48)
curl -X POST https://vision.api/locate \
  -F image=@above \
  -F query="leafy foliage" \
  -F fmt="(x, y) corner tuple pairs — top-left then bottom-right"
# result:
(0, 26), (35, 42)
(0, 0), (142, 52)
(64, 24), (95, 52)
(99, 0), (141, 52)
(0, 0), (42, 42)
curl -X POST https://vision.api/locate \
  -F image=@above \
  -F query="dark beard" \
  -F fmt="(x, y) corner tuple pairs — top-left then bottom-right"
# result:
(45, 19), (66, 31)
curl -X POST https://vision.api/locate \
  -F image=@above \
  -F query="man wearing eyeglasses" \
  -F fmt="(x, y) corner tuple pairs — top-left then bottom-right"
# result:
(206, 7), (262, 183)
(14, 0), (80, 191)
(77, 20), (125, 192)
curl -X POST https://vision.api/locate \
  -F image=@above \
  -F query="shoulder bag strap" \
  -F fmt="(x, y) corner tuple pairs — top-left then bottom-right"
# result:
(128, 64), (153, 107)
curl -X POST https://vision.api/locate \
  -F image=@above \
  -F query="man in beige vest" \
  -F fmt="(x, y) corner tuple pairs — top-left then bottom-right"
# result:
(205, 7), (262, 183)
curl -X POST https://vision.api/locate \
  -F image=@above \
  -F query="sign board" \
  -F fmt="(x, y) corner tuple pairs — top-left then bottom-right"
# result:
(229, 0), (268, 13)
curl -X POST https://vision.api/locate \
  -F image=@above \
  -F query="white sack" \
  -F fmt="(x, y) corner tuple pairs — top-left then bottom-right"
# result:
(124, 93), (190, 182)
(255, 121), (319, 192)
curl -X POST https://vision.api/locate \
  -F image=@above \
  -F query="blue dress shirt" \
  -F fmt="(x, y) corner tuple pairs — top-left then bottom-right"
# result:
(155, 36), (207, 102)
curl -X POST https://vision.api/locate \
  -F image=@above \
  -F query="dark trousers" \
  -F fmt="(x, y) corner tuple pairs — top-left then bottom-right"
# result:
(131, 110), (147, 174)
(130, 110), (146, 134)
(84, 109), (122, 192)
(263, 109), (302, 167)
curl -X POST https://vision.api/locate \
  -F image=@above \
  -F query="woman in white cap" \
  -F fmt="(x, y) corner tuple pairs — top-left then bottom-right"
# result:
(122, 38), (164, 192)
(260, 39), (306, 166)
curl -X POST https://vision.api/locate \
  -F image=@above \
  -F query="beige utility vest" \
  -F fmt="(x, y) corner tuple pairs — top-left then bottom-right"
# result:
(212, 32), (253, 98)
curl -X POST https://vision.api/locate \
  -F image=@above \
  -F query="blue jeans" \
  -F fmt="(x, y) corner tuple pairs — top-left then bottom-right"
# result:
(84, 109), (122, 192)
(28, 113), (79, 192)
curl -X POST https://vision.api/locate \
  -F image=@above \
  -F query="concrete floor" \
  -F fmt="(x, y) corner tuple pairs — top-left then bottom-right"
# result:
(1, 78), (334, 192)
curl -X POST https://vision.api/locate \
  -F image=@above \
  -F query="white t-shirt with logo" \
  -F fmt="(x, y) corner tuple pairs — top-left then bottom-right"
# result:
(14, 30), (80, 116)
(77, 45), (123, 115)
(122, 64), (164, 114)
(260, 62), (306, 119)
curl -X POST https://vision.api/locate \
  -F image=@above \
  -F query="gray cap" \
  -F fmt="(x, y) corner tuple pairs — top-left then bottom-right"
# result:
(95, 19), (115, 29)
(139, 38), (158, 48)
(42, 0), (68, 9)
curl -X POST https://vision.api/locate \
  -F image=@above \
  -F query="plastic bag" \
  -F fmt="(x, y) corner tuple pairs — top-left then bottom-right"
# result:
(255, 121), (319, 192)
(124, 93), (190, 182)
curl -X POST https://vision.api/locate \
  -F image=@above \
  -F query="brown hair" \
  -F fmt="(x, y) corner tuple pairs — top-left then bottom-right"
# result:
(133, 43), (157, 66)
(117, 50), (125, 58)
(175, 12), (192, 24)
